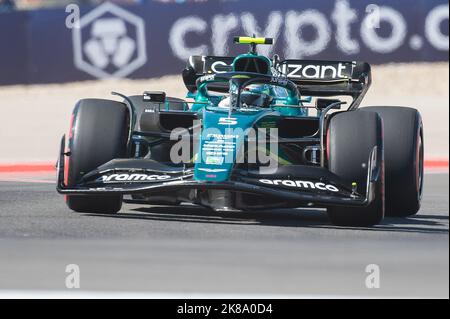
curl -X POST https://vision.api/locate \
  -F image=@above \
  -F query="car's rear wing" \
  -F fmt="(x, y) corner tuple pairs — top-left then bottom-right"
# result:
(278, 60), (371, 109)
(182, 56), (371, 110)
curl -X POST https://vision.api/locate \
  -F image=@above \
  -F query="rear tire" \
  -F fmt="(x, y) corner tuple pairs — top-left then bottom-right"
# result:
(327, 111), (385, 227)
(66, 99), (128, 214)
(363, 106), (423, 217)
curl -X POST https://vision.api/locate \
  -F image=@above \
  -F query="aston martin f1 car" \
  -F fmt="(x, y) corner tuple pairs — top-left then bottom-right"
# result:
(57, 36), (424, 226)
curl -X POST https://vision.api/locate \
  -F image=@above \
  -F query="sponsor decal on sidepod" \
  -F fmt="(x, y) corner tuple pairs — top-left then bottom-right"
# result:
(259, 179), (339, 192)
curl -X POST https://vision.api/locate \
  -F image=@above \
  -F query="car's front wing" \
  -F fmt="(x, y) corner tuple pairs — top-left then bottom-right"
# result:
(56, 138), (381, 208)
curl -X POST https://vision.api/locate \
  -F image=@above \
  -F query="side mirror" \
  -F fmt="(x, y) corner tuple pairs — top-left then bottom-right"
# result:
(316, 98), (342, 110)
(143, 91), (166, 103)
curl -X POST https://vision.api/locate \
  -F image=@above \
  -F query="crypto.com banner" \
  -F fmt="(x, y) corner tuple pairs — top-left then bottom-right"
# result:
(0, 0), (448, 85)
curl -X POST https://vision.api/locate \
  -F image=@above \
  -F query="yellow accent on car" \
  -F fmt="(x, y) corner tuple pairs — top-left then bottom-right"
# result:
(235, 37), (273, 45)
(231, 75), (251, 79)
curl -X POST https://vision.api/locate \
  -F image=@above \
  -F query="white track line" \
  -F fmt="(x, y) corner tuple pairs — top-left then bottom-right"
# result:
(0, 289), (403, 299)
(0, 178), (54, 184)
(424, 168), (449, 174)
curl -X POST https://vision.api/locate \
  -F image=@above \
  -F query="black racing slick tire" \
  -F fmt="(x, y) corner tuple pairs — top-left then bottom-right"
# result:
(363, 106), (424, 217)
(65, 99), (128, 214)
(327, 111), (385, 227)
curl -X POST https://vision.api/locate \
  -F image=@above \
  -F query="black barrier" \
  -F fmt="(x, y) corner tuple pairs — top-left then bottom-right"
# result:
(0, 11), (28, 85)
(0, 0), (448, 85)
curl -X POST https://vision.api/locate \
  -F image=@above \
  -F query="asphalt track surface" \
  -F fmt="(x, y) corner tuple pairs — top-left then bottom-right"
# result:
(0, 172), (448, 298)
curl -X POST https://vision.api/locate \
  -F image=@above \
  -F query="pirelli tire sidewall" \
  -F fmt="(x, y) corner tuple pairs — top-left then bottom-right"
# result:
(66, 99), (128, 214)
(327, 110), (385, 227)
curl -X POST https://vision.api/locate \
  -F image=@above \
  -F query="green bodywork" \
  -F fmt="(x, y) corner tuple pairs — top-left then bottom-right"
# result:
(182, 52), (309, 182)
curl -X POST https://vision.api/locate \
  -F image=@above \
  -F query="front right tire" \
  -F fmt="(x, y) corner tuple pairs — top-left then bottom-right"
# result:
(326, 111), (385, 227)
(363, 106), (424, 217)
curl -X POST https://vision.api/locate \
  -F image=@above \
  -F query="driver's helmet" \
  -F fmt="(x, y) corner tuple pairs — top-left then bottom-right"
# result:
(241, 84), (273, 108)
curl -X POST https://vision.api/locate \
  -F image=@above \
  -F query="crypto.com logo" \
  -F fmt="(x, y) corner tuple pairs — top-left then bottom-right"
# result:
(71, 2), (147, 79)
